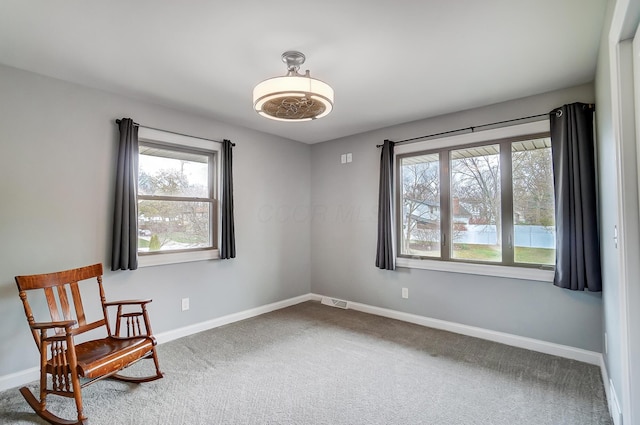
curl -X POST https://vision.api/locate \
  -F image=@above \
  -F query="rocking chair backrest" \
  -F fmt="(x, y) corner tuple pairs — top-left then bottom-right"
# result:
(15, 263), (109, 349)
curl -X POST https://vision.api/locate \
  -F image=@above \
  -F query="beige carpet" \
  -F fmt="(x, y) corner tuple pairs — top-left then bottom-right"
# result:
(0, 301), (611, 424)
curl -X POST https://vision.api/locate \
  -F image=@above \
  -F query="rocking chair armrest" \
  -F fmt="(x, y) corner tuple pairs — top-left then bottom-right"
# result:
(103, 299), (152, 307)
(41, 333), (73, 343)
(30, 320), (77, 331)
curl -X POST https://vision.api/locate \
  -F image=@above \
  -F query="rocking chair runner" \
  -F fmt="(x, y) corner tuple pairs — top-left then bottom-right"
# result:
(15, 263), (163, 425)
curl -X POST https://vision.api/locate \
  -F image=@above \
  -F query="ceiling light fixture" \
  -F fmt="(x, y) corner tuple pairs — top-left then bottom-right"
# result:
(253, 51), (334, 122)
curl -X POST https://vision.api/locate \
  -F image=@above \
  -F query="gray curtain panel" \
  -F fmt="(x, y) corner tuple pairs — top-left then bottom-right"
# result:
(376, 139), (395, 270)
(112, 118), (139, 271)
(550, 103), (602, 291)
(221, 139), (236, 259)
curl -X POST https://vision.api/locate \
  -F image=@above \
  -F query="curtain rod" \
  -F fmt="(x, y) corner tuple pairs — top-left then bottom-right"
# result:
(375, 104), (595, 148)
(115, 119), (235, 146)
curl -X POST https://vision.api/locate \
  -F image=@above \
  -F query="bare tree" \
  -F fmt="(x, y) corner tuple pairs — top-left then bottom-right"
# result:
(401, 159), (439, 253)
(139, 169), (209, 248)
(512, 148), (554, 227)
(451, 152), (501, 244)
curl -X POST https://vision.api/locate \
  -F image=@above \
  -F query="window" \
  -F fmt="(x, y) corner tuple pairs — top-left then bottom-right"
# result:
(137, 128), (220, 266)
(400, 152), (441, 258)
(511, 139), (555, 265)
(397, 125), (555, 274)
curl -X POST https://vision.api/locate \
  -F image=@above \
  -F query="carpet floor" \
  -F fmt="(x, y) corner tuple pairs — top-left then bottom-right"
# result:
(0, 301), (611, 424)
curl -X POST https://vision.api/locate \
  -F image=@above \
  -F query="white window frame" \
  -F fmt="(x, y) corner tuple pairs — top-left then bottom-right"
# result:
(394, 120), (554, 282)
(136, 127), (221, 267)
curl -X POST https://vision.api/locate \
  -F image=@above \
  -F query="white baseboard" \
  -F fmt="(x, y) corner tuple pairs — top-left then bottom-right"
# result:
(155, 293), (314, 344)
(601, 357), (623, 425)
(601, 356), (613, 420)
(0, 293), (314, 392)
(0, 367), (39, 393)
(310, 293), (602, 365)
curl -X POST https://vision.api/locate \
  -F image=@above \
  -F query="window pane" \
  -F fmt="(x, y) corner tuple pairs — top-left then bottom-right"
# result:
(512, 138), (556, 265)
(138, 200), (212, 251)
(139, 145), (210, 198)
(400, 153), (441, 257)
(450, 145), (501, 262)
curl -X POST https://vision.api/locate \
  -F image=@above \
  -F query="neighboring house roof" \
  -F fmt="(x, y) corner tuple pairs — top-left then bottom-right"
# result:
(410, 214), (437, 226)
(406, 198), (473, 219)
(452, 201), (472, 218)
(405, 198), (439, 208)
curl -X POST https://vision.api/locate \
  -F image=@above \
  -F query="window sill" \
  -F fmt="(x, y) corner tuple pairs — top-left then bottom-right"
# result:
(396, 257), (554, 282)
(138, 249), (219, 267)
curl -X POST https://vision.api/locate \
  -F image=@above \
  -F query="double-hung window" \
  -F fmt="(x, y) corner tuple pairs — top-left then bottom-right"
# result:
(396, 121), (555, 281)
(136, 128), (220, 266)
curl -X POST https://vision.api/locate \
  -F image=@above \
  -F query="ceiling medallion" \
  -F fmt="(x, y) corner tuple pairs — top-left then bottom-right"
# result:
(253, 51), (334, 122)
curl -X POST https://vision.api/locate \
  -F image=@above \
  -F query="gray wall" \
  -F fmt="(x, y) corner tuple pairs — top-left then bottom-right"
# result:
(310, 83), (604, 352)
(0, 64), (311, 376)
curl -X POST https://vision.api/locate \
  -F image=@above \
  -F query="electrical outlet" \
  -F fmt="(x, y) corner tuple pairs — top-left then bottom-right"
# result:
(402, 288), (408, 299)
(181, 298), (190, 311)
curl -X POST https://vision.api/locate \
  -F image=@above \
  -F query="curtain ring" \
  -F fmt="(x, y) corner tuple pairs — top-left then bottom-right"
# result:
(555, 109), (563, 118)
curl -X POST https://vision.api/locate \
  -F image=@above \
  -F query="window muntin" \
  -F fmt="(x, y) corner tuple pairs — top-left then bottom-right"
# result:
(138, 143), (216, 254)
(397, 133), (555, 268)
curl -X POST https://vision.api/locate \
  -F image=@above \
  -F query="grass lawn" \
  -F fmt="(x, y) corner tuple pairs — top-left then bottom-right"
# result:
(449, 243), (554, 265)
(138, 233), (208, 251)
(514, 246), (555, 265)
(452, 243), (501, 261)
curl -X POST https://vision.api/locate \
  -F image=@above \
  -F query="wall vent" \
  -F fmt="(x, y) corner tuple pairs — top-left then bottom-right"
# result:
(321, 297), (349, 309)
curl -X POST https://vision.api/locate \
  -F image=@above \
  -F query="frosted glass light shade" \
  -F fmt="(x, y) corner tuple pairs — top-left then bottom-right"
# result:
(253, 75), (334, 121)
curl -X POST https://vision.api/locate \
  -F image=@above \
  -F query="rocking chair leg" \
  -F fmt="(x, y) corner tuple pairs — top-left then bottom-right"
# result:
(151, 347), (164, 379)
(70, 375), (86, 424)
(66, 332), (87, 424)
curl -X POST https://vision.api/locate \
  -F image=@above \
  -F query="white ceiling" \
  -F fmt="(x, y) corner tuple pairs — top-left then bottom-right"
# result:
(0, 0), (607, 144)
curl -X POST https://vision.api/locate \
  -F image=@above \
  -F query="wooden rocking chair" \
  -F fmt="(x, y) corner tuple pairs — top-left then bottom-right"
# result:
(15, 263), (163, 425)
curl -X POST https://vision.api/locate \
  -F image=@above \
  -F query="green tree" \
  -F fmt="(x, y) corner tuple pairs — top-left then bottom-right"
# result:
(149, 234), (161, 251)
